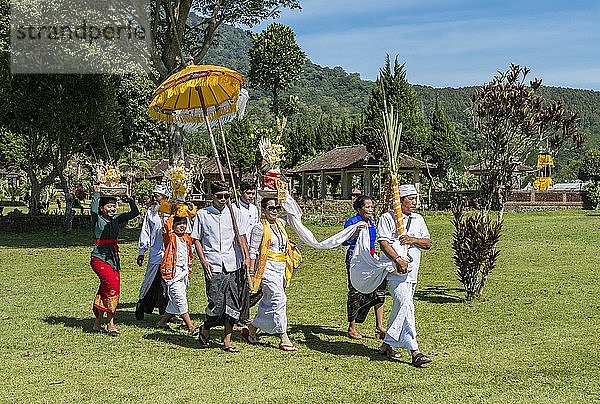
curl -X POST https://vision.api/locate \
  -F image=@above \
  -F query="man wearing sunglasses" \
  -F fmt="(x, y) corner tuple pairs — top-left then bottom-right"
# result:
(191, 180), (249, 353)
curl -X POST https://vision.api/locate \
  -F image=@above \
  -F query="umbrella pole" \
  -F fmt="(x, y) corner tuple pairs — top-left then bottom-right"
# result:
(218, 119), (240, 208)
(203, 114), (253, 290)
(204, 115), (226, 181)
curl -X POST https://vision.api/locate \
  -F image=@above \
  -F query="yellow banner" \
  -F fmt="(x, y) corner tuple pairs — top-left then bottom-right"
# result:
(533, 176), (554, 191)
(536, 154), (554, 168)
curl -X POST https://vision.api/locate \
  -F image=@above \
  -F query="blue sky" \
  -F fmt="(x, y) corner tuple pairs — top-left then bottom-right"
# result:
(253, 0), (600, 90)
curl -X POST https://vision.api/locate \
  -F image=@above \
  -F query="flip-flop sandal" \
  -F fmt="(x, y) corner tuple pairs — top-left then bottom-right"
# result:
(107, 328), (120, 337)
(241, 327), (257, 345)
(222, 346), (239, 353)
(278, 343), (298, 353)
(412, 352), (432, 367)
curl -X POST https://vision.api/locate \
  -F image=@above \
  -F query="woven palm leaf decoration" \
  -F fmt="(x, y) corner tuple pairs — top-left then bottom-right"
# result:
(378, 95), (406, 236)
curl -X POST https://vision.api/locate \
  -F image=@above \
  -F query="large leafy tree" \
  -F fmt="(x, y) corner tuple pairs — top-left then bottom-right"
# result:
(578, 148), (600, 184)
(145, 1), (301, 163)
(452, 64), (584, 301)
(362, 56), (430, 161)
(248, 22), (306, 117)
(146, 1), (301, 84)
(114, 74), (167, 153)
(0, 74), (120, 215)
(578, 148), (600, 209)
(0, 2), (119, 215)
(470, 64), (584, 217)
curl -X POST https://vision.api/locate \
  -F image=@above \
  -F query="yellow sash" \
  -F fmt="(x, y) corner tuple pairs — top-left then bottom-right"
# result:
(267, 251), (286, 262)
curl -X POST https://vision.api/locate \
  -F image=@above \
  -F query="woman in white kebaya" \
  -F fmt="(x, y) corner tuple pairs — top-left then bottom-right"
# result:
(242, 197), (298, 352)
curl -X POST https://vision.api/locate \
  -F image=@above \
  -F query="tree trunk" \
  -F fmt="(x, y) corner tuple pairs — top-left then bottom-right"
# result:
(28, 170), (41, 215)
(27, 166), (60, 216)
(272, 85), (279, 117)
(57, 171), (74, 233)
(195, 14), (221, 63)
(169, 124), (185, 164)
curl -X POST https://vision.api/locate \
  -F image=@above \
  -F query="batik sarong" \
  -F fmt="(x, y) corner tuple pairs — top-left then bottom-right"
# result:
(204, 270), (243, 328)
(346, 264), (386, 323)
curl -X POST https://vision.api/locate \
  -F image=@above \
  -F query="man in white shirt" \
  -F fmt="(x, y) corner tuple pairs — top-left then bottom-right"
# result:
(234, 181), (259, 238)
(192, 181), (249, 352)
(135, 185), (169, 320)
(377, 184), (433, 367)
(233, 181), (260, 319)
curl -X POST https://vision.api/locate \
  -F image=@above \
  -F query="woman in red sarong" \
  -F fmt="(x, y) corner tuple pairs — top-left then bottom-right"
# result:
(90, 184), (139, 336)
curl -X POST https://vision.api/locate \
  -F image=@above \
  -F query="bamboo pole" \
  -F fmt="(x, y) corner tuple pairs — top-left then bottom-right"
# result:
(218, 119), (240, 208)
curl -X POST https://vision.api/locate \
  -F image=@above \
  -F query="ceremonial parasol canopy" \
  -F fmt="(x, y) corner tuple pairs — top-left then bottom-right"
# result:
(149, 64), (248, 127)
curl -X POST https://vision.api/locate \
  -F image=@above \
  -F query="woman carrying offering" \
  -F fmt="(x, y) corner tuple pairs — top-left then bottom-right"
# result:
(242, 197), (298, 352)
(90, 185), (139, 336)
(342, 195), (387, 340)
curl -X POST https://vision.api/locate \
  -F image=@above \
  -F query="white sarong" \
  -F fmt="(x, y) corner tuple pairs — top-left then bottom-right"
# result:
(383, 279), (418, 351)
(252, 261), (287, 334)
(165, 272), (189, 315)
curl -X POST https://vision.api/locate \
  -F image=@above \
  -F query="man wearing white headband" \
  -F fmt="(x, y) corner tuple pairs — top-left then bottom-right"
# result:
(135, 184), (170, 320)
(376, 183), (433, 367)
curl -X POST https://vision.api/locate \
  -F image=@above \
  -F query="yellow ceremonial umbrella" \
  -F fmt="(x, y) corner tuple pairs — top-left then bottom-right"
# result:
(149, 64), (251, 286)
(149, 64), (245, 126)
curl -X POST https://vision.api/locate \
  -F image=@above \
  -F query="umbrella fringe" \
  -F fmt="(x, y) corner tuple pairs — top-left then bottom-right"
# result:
(149, 103), (240, 127)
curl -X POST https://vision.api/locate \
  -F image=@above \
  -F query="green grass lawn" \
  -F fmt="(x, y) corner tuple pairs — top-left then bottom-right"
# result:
(1, 210), (598, 403)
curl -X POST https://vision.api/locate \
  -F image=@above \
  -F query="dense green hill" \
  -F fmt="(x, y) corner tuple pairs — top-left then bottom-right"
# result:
(204, 24), (600, 150)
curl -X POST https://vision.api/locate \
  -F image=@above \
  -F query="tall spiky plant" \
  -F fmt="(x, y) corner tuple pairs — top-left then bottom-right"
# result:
(452, 205), (502, 301)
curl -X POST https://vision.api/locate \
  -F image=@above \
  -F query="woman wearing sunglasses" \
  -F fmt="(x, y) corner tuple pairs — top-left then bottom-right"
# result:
(242, 197), (298, 352)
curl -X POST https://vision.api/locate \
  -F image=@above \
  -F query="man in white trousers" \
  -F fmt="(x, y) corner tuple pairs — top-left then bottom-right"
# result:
(377, 184), (432, 367)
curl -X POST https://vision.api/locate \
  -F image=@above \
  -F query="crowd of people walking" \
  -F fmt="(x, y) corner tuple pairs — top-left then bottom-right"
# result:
(88, 180), (432, 366)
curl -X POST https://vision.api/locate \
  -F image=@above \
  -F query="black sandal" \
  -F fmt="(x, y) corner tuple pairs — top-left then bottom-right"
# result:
(222, 345), (239, 353)
(198, 326), (210, 347)
(379, 346), (402, 360)
(412, 352), (432, 367)
(107, 328), (120, 337)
